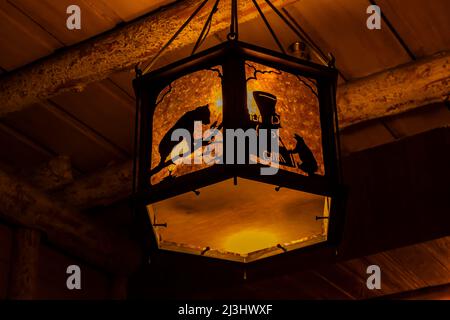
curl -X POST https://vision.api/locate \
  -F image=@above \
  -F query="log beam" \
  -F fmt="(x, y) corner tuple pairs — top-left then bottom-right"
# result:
(0, 169), (141, 275)
(0, 0), (298, 116)
(28, 156), (74, 191)
(338, 51), (450, 127)
(56, 161), (132, 209)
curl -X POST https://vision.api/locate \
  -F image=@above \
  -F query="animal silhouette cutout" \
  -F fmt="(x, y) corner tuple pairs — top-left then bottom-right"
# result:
(252, 91), (281, 128)
(251, 91), (318, 175)
(292, 133), (318, 175)
(151, 105), (212, 176)
(150, 93), (319, 180)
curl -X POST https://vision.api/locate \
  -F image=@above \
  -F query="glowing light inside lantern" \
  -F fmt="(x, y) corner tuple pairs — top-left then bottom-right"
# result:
(223, 229), (278, 254)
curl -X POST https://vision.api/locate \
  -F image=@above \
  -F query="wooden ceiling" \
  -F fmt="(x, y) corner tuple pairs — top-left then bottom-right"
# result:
(0, 0), (449, 175)
(0, 0), (176, 70)
(159, 236), (449, 300)
(0, 0), (177, 173)
(0, 0), (449, 300)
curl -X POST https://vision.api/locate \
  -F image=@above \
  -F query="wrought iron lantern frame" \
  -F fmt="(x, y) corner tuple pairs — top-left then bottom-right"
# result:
(131, 0), (346, 273)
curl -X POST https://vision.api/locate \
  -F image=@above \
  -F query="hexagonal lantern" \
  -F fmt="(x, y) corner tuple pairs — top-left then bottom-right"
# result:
(133, 40), (343, 265)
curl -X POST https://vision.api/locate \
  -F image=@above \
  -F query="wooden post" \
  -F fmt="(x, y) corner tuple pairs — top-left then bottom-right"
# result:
(8, 228), (41, 300)
(111, 276), (128, 300)
(0, 169), (142, 275)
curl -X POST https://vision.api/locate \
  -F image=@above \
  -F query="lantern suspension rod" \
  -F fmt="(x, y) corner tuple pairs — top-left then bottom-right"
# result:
(283, 8), (348, 80)
(281, 8), (330, 66)
(227, 0), (239, 40)
(263, 0), (330, 66)
(131, 66), (142, 213)
(143, 0), (210, 74)
(252, 0), (286, 54)
(192, 0), (221, 55)
(332, 78), (344, 182)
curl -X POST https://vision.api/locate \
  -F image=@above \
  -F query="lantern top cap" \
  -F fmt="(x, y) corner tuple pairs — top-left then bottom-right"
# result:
(133, 40), (338, 93)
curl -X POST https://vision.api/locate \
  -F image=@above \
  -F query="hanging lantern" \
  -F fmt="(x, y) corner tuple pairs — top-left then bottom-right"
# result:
(133, 0), (344, 266)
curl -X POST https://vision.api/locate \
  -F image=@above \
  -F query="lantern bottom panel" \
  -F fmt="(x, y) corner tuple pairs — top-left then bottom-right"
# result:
(147, 177), (330, 263)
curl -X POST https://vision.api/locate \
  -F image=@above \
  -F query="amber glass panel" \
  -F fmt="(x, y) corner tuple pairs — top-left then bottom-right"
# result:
(148, 178), (329, 263)
(245, 61), (324, 176)
(150, 67), (223, 185)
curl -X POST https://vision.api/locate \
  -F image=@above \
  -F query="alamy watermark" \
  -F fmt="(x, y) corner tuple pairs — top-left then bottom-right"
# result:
(66, 5), (81, 30)
(169, 121), (279, 176)
(366, 265), (381, 290)
(66, 265), (81, 290)
(366, 5), (381, 30)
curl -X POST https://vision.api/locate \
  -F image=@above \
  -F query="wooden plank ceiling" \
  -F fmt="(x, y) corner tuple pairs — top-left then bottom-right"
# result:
(0, 0), (449, 174)
(128, 236), (450, 299)
(0, 0), (177, 173)
(0, 0), (449, 300)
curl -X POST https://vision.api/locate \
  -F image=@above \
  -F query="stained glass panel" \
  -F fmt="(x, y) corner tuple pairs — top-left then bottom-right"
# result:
(245, 61), (325, 176)
(150, 67), (223, 185)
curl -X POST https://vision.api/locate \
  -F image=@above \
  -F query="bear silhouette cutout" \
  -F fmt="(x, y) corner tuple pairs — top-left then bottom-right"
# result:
(151, 105), (211, 176)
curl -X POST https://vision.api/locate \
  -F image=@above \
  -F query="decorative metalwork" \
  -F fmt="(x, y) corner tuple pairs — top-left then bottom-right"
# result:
(132, 0), (344, 268)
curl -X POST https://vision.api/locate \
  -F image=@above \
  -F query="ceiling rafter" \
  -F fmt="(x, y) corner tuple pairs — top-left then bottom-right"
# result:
(42, 100), (130, 159)
(0, 121), (55, 158)
(369, 0), (416, 60)
(0, 0), (298, 116)
(0, 168), (141, 274)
